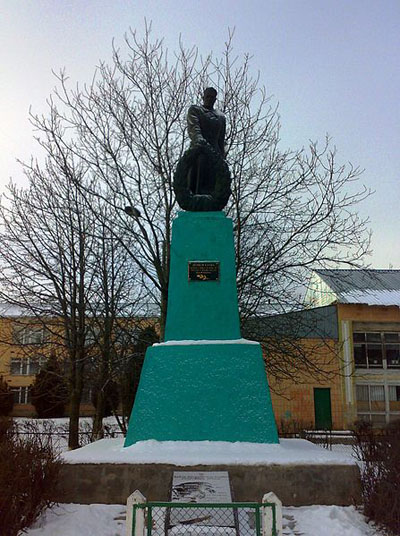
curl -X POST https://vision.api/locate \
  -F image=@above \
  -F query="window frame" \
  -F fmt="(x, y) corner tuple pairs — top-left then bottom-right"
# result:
(10, 356), (46, 376)
(356, 382), (400, 424)
(13, 324), (47, 345)
(353, 331), (400, 370)
(11, 386), (31, 404)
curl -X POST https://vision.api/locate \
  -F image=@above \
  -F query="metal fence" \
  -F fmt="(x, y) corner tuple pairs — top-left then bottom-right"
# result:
(14, 418), (356, 459)
(13, 420), (124, 452)
(279, 429), (356, 457)
(129, 502), (278, 536)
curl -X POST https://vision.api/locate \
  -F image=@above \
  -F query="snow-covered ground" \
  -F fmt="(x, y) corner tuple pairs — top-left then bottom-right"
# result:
(16, 419), (374, 535)
(25, 503), (383, 536)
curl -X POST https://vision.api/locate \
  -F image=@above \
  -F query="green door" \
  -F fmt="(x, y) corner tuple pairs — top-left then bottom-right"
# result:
(314, 388), (332, 429)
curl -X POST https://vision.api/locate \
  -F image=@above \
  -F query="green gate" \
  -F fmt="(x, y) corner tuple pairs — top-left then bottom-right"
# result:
(130, 501), (277, 536)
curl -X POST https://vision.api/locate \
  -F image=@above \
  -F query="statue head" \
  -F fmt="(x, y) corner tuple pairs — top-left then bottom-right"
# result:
(203, 87), (217, 110)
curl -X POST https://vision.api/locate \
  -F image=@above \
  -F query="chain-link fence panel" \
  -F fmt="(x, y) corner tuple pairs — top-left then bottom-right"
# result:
(130, 502), (277, 536)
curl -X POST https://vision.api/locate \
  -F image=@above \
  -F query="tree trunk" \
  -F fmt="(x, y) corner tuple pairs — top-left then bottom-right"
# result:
(92, 391), (106, 441)
(159, 286), (168, 341)
(68, 388), (81, 449)
(68, 352), (84, 450)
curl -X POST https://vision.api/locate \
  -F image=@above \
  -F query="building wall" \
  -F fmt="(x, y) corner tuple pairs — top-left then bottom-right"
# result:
(338, 303), (400, 324)
(0, 314), (156, 418)
(5, 303), (399, 428)
(0, 317), (36, 415)
(0, 315), (96, 417)
(337, 303), (400, 427)
(267, 304), (400, 430)
(267, 338), (346, 431)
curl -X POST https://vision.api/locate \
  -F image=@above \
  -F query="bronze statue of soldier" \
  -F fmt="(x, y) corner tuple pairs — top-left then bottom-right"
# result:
(174, 87), (231, 211)
(187, 87), (226, 195)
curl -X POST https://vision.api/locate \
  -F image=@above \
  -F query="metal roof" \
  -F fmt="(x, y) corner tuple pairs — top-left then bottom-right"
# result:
(314, 269), (400, 306)
(244, 305), (339, 340)
(0, 303), (30, 317)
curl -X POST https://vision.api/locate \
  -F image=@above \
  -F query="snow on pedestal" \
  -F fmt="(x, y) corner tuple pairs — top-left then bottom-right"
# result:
(62, 437), (356, 466)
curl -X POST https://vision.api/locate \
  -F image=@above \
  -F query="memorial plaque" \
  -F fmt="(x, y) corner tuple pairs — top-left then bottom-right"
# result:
(188, 261), (220, 282)
(168, 471), (235, 529)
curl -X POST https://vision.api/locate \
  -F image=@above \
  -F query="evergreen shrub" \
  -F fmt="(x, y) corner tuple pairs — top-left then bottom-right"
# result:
(31, 354), (68, 418)
(0, 376), (13, 416)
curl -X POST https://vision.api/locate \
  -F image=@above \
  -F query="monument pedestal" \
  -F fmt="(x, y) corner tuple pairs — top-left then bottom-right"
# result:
(125, 341), (278, 444)
(62, 211), (360, 507)
(125, 211), (278, 446)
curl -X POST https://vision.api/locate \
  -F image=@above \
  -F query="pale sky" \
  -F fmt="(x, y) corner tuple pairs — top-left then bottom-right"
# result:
(1, 0), (399, 267)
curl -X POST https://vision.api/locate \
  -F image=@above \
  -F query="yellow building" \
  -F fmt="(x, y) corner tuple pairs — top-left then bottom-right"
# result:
(267, 269), (400, 431)
(3, 268), (400, 427)
(0, 304), (157, 417)
(257, 304), (344, 431)
(0, 305), (49, 416)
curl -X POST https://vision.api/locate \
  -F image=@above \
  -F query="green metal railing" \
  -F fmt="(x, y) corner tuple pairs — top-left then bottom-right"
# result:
(130, 501), (277, 536)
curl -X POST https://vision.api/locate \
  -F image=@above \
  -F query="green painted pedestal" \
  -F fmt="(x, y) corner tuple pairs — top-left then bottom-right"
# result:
(124, 211), (278, 446)
(164, 211), (240, 341)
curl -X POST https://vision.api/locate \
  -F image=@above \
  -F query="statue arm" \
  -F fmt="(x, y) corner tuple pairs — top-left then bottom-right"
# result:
(187, 106), (206, 145)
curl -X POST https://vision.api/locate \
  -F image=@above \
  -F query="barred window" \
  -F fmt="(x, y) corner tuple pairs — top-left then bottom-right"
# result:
(384, 333), (400, 367)
(81, 386), (93, 404)
(85, 326), (101, 346)
(11, 358), (28, 375)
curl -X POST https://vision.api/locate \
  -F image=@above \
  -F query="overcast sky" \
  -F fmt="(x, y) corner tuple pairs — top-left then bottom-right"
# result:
(1, 0), (399, 267)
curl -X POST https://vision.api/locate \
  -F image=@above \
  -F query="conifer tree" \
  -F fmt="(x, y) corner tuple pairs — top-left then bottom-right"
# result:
(118, 325), (159, 430)
(0, 376), (14, 416)
(31, 354), (68, 418)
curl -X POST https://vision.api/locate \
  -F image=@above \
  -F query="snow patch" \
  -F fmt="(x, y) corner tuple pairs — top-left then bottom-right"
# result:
(285, 505), (379, 536)
(341, 289), (400, 306)
(26, 504), (126, 536)
(61, 438), (356, 466)
(25, 504), (384, 536)
(154, 338), (259, 346)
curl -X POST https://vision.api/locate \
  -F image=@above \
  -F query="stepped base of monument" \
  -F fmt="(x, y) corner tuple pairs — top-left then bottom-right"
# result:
(54, 461), (360, 506)
(56, 438), (361, 506)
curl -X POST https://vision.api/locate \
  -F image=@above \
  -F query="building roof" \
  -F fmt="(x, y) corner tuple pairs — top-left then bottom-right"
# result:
(244, 305), (339, 340)
(313, 269), (400, 306)
(0, 303), (30, 317)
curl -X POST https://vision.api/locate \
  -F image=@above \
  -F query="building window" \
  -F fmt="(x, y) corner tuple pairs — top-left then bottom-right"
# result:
(10, 357), (46, 375)
(356, 384), (400, 424)
(353, 331), (400, 369)
(13, 325), (47, 345)
(11, 386), (31, 404)
(388, 385), (400, 412)
(384, 333), (400, 368)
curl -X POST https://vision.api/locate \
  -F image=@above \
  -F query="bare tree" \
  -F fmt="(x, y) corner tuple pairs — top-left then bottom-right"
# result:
(4, 26), (371, 390)
(0, 98), (153, 449)
(0, 143), (95, 448)
(84, 201), (148, 440)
